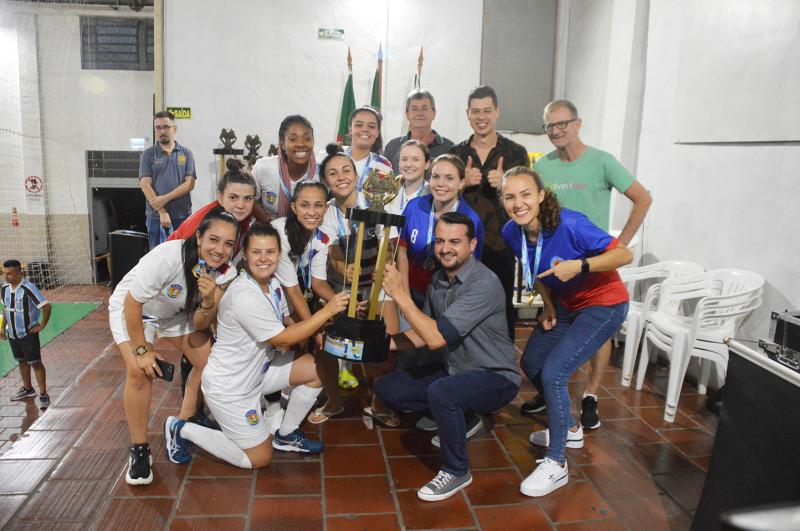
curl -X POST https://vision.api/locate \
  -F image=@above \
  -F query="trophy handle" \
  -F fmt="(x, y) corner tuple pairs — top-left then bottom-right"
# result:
(367, 225), (393, 320)
(347, 221), (367, 317)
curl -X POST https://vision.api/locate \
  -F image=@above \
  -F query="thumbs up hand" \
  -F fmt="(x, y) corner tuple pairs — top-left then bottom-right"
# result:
(487, 156), (505, 189)
(464, 156), (483, 187)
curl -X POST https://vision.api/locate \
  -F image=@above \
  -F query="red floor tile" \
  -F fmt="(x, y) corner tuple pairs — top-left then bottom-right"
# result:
(53, 386), (114, 408)
(91, 497), (173, 531)
(653, 466), (707, 513)
(169, 517), (246, 530)
(581, 463), (663, 499)
(466, 468), (528, 506)
(659, 428), (716, 458)
(75, 421), (132, 450)
(326, 513), (401, 531)
(467, 438), (514, 469)
(255, 461), (320, 495)
(387, 455), (441, 491)
(610, 493), (692, 531)
(176, 477), (251, 516)
(538, 480), (615, 523)
(557, 521), (628, 531)
(324, 476), (394, 515)
(474, 503), (552, 531)
(396, 489), (475, 529)
(323, 444), (386, 476)
(52, 448), (127, 480)
(26, 407), (96, 431)
(16, 479), (110, 521)
(602, 418), (666, 446)
(627, 442), (700, 476)
(249, 496), (323, 530)
(112, 460), (187, 498)
(0, 459), (56, 494)
(380, 429), (438, 458)
(321, 418), (380, 445)
(0, 429), (81, 459)
(633, 406), (701, 430)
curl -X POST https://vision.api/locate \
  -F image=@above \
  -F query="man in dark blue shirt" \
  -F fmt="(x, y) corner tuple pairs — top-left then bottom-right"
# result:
(139, 111), (196, 249)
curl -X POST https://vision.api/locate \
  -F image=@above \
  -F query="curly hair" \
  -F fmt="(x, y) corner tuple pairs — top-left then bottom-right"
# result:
(501, 166), (561, 233)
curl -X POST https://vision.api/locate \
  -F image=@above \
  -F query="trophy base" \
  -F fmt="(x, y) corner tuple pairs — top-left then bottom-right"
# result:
(323, 315), (389, 363)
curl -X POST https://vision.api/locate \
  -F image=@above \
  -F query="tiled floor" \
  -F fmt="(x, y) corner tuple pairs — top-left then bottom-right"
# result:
(0, 285), (718, 530)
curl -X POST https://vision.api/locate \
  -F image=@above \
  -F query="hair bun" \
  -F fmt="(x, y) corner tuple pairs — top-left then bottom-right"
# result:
(226, 158), (245, 171)
(325, 143), (344, 156)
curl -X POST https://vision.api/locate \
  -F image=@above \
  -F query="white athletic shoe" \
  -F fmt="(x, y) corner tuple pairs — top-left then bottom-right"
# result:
(520, 457), (569, 497)
(529, 426), (584, 449)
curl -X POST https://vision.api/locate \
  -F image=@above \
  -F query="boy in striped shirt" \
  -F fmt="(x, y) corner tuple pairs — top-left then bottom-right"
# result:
(1, 260), (51, 407)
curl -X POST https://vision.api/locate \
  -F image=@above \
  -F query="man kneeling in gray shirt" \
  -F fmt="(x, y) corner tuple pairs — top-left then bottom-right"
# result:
(377, 212), (520, 502)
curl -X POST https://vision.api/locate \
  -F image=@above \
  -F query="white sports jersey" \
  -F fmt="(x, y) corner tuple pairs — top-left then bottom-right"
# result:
(254, 156), (319, 218)
(202, 274), (288, 401)
(108, 240), (236, 322)
(270, 217), (330, 288)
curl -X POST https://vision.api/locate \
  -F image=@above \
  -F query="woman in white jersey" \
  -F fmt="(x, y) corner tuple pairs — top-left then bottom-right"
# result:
(108, 210), (239, 485)
(346, 106), (393, 193)
(164, 223), (349, 468)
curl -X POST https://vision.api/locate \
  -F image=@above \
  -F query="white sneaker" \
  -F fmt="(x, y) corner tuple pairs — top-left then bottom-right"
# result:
(520, 457), (569, 497)
(529, 426), (584, 449)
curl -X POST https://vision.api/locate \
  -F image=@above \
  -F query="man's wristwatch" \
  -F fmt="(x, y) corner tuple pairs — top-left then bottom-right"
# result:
(580, 257), (590, 274)
(134, 345), (148, 356)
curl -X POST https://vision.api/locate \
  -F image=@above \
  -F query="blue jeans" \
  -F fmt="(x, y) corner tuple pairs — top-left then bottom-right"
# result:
(521, 301), (628, 463)
(375, 367), (519, 476)
(147, 216), (187, 250)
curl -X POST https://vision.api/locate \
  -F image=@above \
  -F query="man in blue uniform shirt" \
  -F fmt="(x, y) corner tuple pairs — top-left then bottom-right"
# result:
(1, 260), (51, 407)
(139, 110), (197, 249)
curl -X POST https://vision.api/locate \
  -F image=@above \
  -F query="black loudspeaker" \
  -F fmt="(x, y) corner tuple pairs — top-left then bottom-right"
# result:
(109, 230), (149, 289)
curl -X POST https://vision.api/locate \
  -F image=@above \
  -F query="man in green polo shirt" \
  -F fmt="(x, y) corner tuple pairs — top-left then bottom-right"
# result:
(530, 99), (652, 430)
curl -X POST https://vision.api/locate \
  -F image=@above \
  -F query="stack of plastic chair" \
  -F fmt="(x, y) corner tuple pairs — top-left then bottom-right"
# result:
(635, 269), (764, 422)
(618, 260), (705, 387)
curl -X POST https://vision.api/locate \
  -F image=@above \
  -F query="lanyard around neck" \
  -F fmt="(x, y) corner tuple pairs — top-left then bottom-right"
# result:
(426, 198), (459, 248)
(245, 272), (282, 321)
(521, 226), (543, 291)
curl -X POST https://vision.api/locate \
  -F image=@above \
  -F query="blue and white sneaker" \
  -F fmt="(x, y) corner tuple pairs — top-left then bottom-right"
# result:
(272, 428), (324, 454)
(164, 416), (192, 464)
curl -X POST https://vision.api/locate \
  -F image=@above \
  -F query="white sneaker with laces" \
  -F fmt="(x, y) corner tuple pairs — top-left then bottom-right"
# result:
(520, 457), (569, 497)
(529, 426), (584, 449)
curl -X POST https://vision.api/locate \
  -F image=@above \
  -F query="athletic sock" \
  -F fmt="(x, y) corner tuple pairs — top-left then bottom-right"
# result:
(280, 384), (322, 435)
(264, 399), (284, 435)
(180, 422), (252, 469)
(582, 393), (598, 400)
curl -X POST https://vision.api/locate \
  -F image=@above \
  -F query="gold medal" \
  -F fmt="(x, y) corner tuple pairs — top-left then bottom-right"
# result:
(192, 259), (207, 278)
(304, 289), (313, 302)
(528, 291), (536, 306)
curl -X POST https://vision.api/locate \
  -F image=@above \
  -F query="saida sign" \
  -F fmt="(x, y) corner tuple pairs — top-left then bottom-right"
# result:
(167, 107), (192, 119)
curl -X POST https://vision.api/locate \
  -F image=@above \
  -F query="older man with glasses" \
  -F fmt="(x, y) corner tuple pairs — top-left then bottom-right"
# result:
(139, 110), (197, 249)
(526, 99), (652, 430)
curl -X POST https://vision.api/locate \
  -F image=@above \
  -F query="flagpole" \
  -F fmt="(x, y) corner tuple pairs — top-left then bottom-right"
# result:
(377, 44), (383, 107)
(416, 46), (424, 88)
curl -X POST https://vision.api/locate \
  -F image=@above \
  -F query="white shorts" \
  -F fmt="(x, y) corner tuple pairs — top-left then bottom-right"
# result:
(109, 306), (195, 346)
(204, 351), (295, 450)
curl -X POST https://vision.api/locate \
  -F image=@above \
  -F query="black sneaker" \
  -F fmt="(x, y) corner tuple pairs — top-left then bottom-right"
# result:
(38, 393), (50, 408)
(521, 395), (547, 415)
(126, 443), (153, 485)
(580, 396), (601, 429)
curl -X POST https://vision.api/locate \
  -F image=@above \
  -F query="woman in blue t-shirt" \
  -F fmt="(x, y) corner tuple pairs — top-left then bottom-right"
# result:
(500, 166), (631, 499)
(396, 154), (484, 306)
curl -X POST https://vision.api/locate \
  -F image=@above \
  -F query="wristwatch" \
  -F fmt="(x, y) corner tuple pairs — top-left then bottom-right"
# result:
(580, 257), (590, 274)
(134, 345), (148, 356)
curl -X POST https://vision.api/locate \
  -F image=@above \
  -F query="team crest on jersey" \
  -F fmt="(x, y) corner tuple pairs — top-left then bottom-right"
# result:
(178, 154), (187, 165)
(245, 409), (259, 426)
(166, 284), (183, 298)
(265, 191), (278, 205)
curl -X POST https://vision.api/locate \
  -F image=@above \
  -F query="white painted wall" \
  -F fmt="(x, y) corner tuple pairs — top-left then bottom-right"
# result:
(636, 0), (800, 338)
(163, 0), (483, 206)
(35, 9), (153, 215)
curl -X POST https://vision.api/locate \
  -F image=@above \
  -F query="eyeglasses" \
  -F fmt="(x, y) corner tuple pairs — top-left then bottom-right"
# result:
(154, 125), (175, 131)
(542, 119), (577, 132)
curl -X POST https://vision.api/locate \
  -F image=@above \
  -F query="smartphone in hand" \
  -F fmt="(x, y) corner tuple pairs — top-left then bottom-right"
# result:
(155, 359), (175, 382)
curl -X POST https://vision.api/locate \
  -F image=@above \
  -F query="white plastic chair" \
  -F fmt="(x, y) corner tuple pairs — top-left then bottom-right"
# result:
(618, 260), (705, 387)
(636, 269), (764, 422)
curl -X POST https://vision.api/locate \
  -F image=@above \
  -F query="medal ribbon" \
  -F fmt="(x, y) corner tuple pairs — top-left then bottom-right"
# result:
(246, 271), (282, 322)
(520, 226), (543, 293)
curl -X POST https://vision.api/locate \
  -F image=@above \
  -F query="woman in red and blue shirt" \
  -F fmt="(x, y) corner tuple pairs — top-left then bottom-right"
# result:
(501, 166), (631, 498)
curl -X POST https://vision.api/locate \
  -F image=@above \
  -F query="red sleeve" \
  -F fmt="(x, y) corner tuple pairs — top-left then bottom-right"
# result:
(167, 201), (217, 241)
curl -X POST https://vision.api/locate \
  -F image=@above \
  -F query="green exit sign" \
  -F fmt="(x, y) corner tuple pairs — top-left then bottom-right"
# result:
(167, 107), (191, 119)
